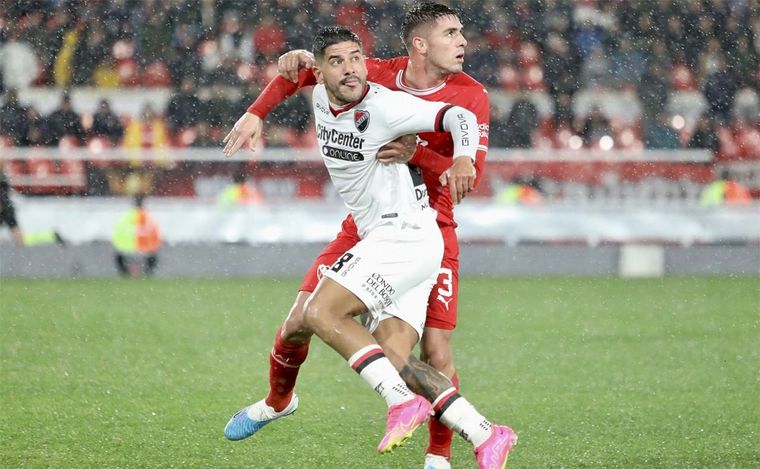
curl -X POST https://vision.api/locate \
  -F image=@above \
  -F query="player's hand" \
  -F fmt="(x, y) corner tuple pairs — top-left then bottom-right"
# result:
(278, 49), (315, 82)
(439, 156), (476, 205)
(223, 112), (263, 156)
(377, 134), (417, 164)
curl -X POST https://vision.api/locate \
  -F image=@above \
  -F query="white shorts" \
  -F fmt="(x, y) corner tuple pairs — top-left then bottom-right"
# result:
(323, 216), (443, 340)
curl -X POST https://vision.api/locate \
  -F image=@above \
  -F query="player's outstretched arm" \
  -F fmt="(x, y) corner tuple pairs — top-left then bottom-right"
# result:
(223, 112), (263, 156)
(222, 64), (317, 156)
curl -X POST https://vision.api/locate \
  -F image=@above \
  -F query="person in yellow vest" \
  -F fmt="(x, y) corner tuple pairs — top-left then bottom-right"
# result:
(1, 172), (65, 246)
(217, 173), (264, 208)
(495, 178), (544, 205)
(112, 195), (161, 277)
(700, 170), (752, 206)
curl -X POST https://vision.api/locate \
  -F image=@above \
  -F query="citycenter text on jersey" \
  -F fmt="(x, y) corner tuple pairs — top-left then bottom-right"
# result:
(317, 123), (365, 150)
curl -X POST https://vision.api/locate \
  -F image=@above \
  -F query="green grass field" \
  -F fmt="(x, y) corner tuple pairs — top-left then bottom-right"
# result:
(1, 277), (758, 468)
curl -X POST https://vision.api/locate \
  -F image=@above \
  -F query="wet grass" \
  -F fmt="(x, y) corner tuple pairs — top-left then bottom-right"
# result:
(1, 277), (758, 468)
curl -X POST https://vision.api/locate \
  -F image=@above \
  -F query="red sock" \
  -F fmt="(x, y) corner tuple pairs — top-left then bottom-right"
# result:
(265, 325), (310, 412)
(426, 372), (459, 460)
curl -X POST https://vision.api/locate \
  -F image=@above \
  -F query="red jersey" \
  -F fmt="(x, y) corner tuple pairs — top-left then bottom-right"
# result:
(248, 56), (490, 229)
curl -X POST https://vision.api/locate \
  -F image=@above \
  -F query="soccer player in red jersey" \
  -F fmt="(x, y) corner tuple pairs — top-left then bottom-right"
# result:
(223, 4), (496, 468)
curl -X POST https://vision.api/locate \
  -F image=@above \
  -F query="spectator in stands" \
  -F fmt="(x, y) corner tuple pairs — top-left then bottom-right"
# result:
(609, 36), (646, 88)
(0, 89), (30, 145)
(253, 14), (286, 64)
(581, 44), (612, 89)
(166, 78), (203, 136)
(638, 59), (670, 118)
(553, 92), (576, 129)
(21, 106), (48, 147)
(46, 91), (85, 145)
(124, 104), (169, 149)
(688, 114), (720, 153)
(0, 27), (40, 91)
(72, 22), (108, 86)
(703, 54), (738, 124)
(202, 84), (235, 130)
(90, 99), (124, 144)
(112, 195), (161, 278)
(190, 122), (217, 147)
(579, 106), (612, 147)
(642, 113), (681, 150)
(168, 24), (201, 87)
(502, 95), (539, 148)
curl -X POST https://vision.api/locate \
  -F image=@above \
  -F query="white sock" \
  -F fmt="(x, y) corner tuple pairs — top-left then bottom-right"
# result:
(348, 345), (414, 406)
(435, 392), (493, 447)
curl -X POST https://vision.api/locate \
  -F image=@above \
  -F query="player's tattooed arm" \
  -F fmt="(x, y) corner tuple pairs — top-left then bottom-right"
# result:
(398, 354), (453, 401)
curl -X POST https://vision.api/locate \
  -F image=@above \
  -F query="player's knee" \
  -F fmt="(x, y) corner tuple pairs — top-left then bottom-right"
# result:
(302, 298), (329, 332)
(282, 297), (310, 341)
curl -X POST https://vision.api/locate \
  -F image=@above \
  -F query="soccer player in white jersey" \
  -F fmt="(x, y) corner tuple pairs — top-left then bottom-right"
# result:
(224, 26), (516, 468)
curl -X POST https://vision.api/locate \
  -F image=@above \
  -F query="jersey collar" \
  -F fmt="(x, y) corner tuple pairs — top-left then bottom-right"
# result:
(396, 70), (447, 96)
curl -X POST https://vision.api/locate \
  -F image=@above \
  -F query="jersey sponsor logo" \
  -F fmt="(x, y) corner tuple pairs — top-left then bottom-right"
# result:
(478, 122), (490, 139)
(322, 145), (364, 161)
(456, 113), (470, 147)
(354, 110), (370, 133)
(317, 123), (365, 149)
(315, 102), (330, 115)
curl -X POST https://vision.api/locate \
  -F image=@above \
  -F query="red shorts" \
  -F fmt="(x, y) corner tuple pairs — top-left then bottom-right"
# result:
(300, 216), (460, 330)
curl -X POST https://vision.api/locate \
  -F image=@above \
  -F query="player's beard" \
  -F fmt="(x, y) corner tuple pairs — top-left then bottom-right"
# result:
(327, 76), (366, 106)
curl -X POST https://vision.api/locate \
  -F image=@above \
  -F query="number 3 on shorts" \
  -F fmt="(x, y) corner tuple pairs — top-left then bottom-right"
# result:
(435, 267), (454, 309)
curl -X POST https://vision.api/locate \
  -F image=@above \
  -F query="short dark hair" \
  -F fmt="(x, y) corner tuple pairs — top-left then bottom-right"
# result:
(312, 26), (362, 61)
(401, 2), (460, 50)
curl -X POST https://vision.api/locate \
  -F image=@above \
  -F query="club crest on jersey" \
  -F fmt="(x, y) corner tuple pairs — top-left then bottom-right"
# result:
(354, 110), (370, 133)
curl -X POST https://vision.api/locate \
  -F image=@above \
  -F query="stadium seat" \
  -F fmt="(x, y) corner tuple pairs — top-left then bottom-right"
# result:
(141, 61), (172, 87)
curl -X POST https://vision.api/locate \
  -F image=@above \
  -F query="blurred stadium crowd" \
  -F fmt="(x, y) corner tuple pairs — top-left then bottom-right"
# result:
(1, 1), (758, 162)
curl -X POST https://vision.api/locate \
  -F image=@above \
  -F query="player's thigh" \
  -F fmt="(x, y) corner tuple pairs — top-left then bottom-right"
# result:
(326, 222), (442, 311)
(303, 276), (367, 326)
(372, 317), (419, 371)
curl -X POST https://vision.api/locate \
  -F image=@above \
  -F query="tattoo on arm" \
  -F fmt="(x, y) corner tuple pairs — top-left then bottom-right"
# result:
(398, 355), (453, 401)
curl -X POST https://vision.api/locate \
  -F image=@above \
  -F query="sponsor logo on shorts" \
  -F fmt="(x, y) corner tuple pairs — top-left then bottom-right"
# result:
(436, 294), (453, 310)
(363, 272), (395, 307)
(331, 253), (354, 273)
